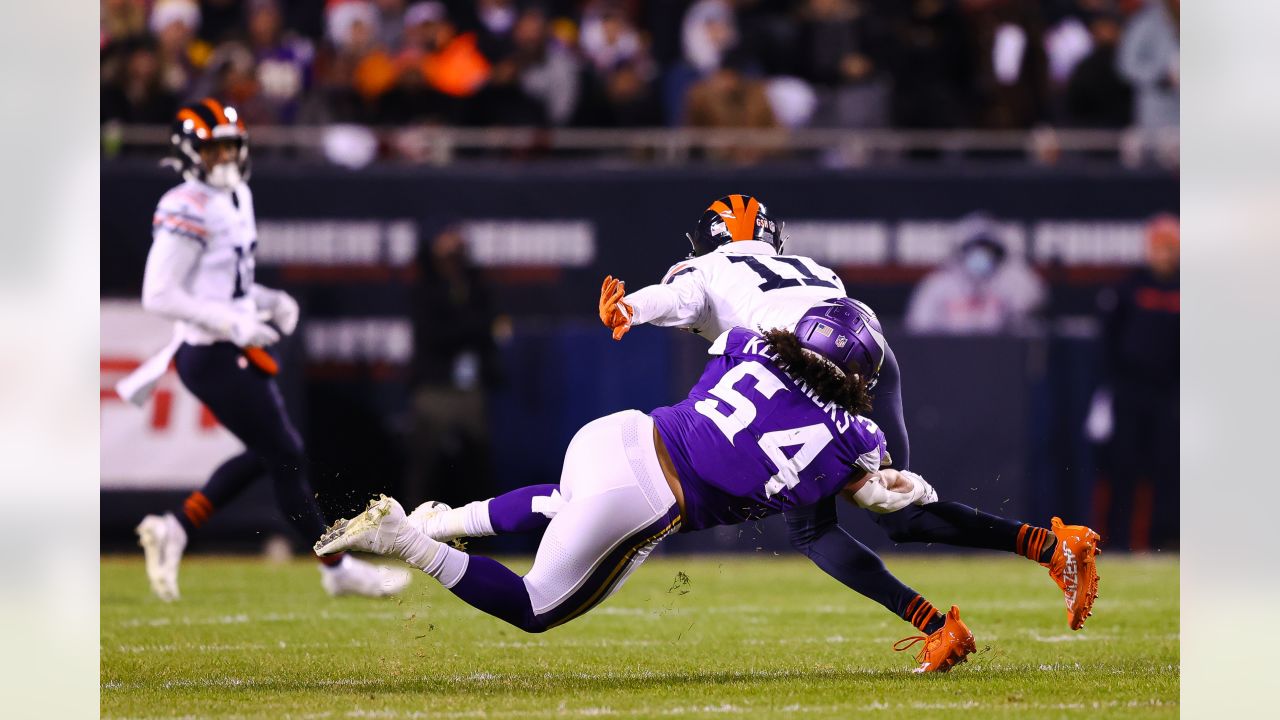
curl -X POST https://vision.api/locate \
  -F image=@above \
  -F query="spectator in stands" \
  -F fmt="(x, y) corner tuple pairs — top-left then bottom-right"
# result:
(101, 38), (179, 125)
(575, 59), (664, 128)
(1065, 8), (1132, 127)
(1117, 0), (1178, 130)
(316, 0), (383, 121)
(665, 0), (740, 125)
(150, 0), (211, 99)
(574, 3), (661, 128)
(374, 0), (409, 50)
(508, 6), (582, 126)
(471, 0), (521, 61)
(683, 54), (779, 164)
(905, 212), (1046, 335)
(579, 2), (650, 76)
(102, 0), (147, 48)
(408, 227), (504, 508)
(371, 6), (458, 125)
(965, 0), (1051, 130)
(246, 0), (315, 125)
(795, 0), (890, 128)
(411, 3), (492, 100)
(469, 6), (576, 126)
(1087, 214), (1179, 551)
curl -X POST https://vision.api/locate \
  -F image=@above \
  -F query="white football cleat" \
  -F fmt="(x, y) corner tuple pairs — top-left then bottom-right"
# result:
(320, 556), (412, 598)
(315, 494), (411, 557)
(406, 500), (452, 539)
(136, 513), (187, 602)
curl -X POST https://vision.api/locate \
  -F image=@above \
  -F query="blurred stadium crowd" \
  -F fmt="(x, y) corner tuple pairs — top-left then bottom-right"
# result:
(102, 0), (1179, 133)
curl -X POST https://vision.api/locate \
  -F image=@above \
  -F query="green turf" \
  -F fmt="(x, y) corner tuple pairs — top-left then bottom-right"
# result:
(101, 552), (1177, 719)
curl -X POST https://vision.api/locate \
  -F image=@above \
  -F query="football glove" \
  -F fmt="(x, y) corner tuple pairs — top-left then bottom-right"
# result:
(852, 470), (938, 513)
(598, 275), (634, 341)
(228, 311), (280, 348)
(251, 286), (300, 336)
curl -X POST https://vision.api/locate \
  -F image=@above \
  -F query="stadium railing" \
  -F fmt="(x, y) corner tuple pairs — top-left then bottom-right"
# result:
(102, 124), (1180, 168)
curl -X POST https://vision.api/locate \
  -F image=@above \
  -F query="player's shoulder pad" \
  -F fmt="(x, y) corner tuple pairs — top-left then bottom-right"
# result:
(707, 327), (765, 357)
(660, 256), (707, 285)
(154, 182), (211, 245)
(157, 180), (212, 213)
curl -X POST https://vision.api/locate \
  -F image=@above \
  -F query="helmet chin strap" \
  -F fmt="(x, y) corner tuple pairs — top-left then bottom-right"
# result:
(205, 162), (242, 189)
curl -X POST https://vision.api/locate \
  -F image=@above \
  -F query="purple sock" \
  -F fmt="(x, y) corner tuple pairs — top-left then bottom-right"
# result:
(448, 556), (547, 632)
(488, 484), (561, 534)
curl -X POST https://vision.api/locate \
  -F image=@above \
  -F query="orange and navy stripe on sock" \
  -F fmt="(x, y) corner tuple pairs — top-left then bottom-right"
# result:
(182, 491), (214, 529)
(903, 594), (942, 633)
(1017, 524), (1054, 563)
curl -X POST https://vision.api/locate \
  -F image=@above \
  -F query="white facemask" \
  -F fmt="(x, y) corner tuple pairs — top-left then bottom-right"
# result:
(205, 162), (242, 189)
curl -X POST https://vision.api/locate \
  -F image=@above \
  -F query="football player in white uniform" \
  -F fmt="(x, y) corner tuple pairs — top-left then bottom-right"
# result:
(597, 194), (1101, 631)
(124, 99), (409, 601)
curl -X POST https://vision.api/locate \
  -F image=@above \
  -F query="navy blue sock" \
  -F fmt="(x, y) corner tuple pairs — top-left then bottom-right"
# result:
(872, 502), (1054, 562)
(175, 451), (264, 534)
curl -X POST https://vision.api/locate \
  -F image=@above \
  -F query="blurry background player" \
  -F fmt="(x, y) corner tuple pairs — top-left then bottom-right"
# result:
(904, 212), (1047, 336)
(120, 98), (410, 601)
(599, 194), (1099, 630)
(318, 301), (981, 673)
(1086, 214), (1179, 551)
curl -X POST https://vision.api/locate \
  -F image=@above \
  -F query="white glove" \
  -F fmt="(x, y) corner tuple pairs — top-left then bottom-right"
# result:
(250, 286), (300, 336)
(228, 312), (280, 348)
(852, 470), (938, 513)
(899, 470), (938, 505)
(270, 292), (299, 336)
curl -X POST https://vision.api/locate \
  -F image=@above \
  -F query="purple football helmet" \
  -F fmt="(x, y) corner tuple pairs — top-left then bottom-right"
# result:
(792, 298), (888, 388)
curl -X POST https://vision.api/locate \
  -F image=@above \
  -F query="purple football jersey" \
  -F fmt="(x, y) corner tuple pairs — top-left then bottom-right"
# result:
(651, 328), (887, 532)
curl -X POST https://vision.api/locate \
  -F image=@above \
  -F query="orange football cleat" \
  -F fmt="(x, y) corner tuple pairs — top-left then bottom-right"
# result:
(1044, 516), (1102, 630)
(598, 275), (634, 340)
(894, 605), (976, 673)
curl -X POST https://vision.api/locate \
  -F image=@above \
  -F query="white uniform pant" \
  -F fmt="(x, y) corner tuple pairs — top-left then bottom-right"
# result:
(523, 410), (682, 626)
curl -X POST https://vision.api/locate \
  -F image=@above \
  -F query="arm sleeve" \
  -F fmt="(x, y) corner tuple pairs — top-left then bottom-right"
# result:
(625, 265), (708, 329)
(784, 499), (906, 616)
(141, 233), (239, 337)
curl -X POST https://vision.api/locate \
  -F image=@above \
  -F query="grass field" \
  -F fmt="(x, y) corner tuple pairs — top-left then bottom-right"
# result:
(101, 552), (1178, 719)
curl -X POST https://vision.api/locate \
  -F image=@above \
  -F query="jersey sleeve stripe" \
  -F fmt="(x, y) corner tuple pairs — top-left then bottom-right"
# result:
(153, 224), (208, 246)
(155, 210), (205, 225)
(664, 267), (696, 284)
(153, 214), (208, 235)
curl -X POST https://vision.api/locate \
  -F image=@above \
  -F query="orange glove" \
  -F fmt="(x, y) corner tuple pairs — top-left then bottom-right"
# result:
(598, 275), (635, 341)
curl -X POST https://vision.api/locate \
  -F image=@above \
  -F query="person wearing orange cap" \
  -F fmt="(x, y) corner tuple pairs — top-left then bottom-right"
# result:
(1089, 214), (1179, 551)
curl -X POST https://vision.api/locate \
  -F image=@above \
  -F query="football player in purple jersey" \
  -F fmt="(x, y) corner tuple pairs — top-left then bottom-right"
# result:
(317, 299), (977, 672)
(599, 195), (1101, 632)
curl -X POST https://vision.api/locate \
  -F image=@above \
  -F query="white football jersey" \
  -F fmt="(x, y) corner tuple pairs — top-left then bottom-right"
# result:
(150, 179), (259, 343)
(627, 240), (848, 339)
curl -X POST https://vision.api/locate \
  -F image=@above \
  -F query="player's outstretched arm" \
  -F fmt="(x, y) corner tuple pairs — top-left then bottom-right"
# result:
(784, 498), (943, 631)
(598, 266), (708, 340)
